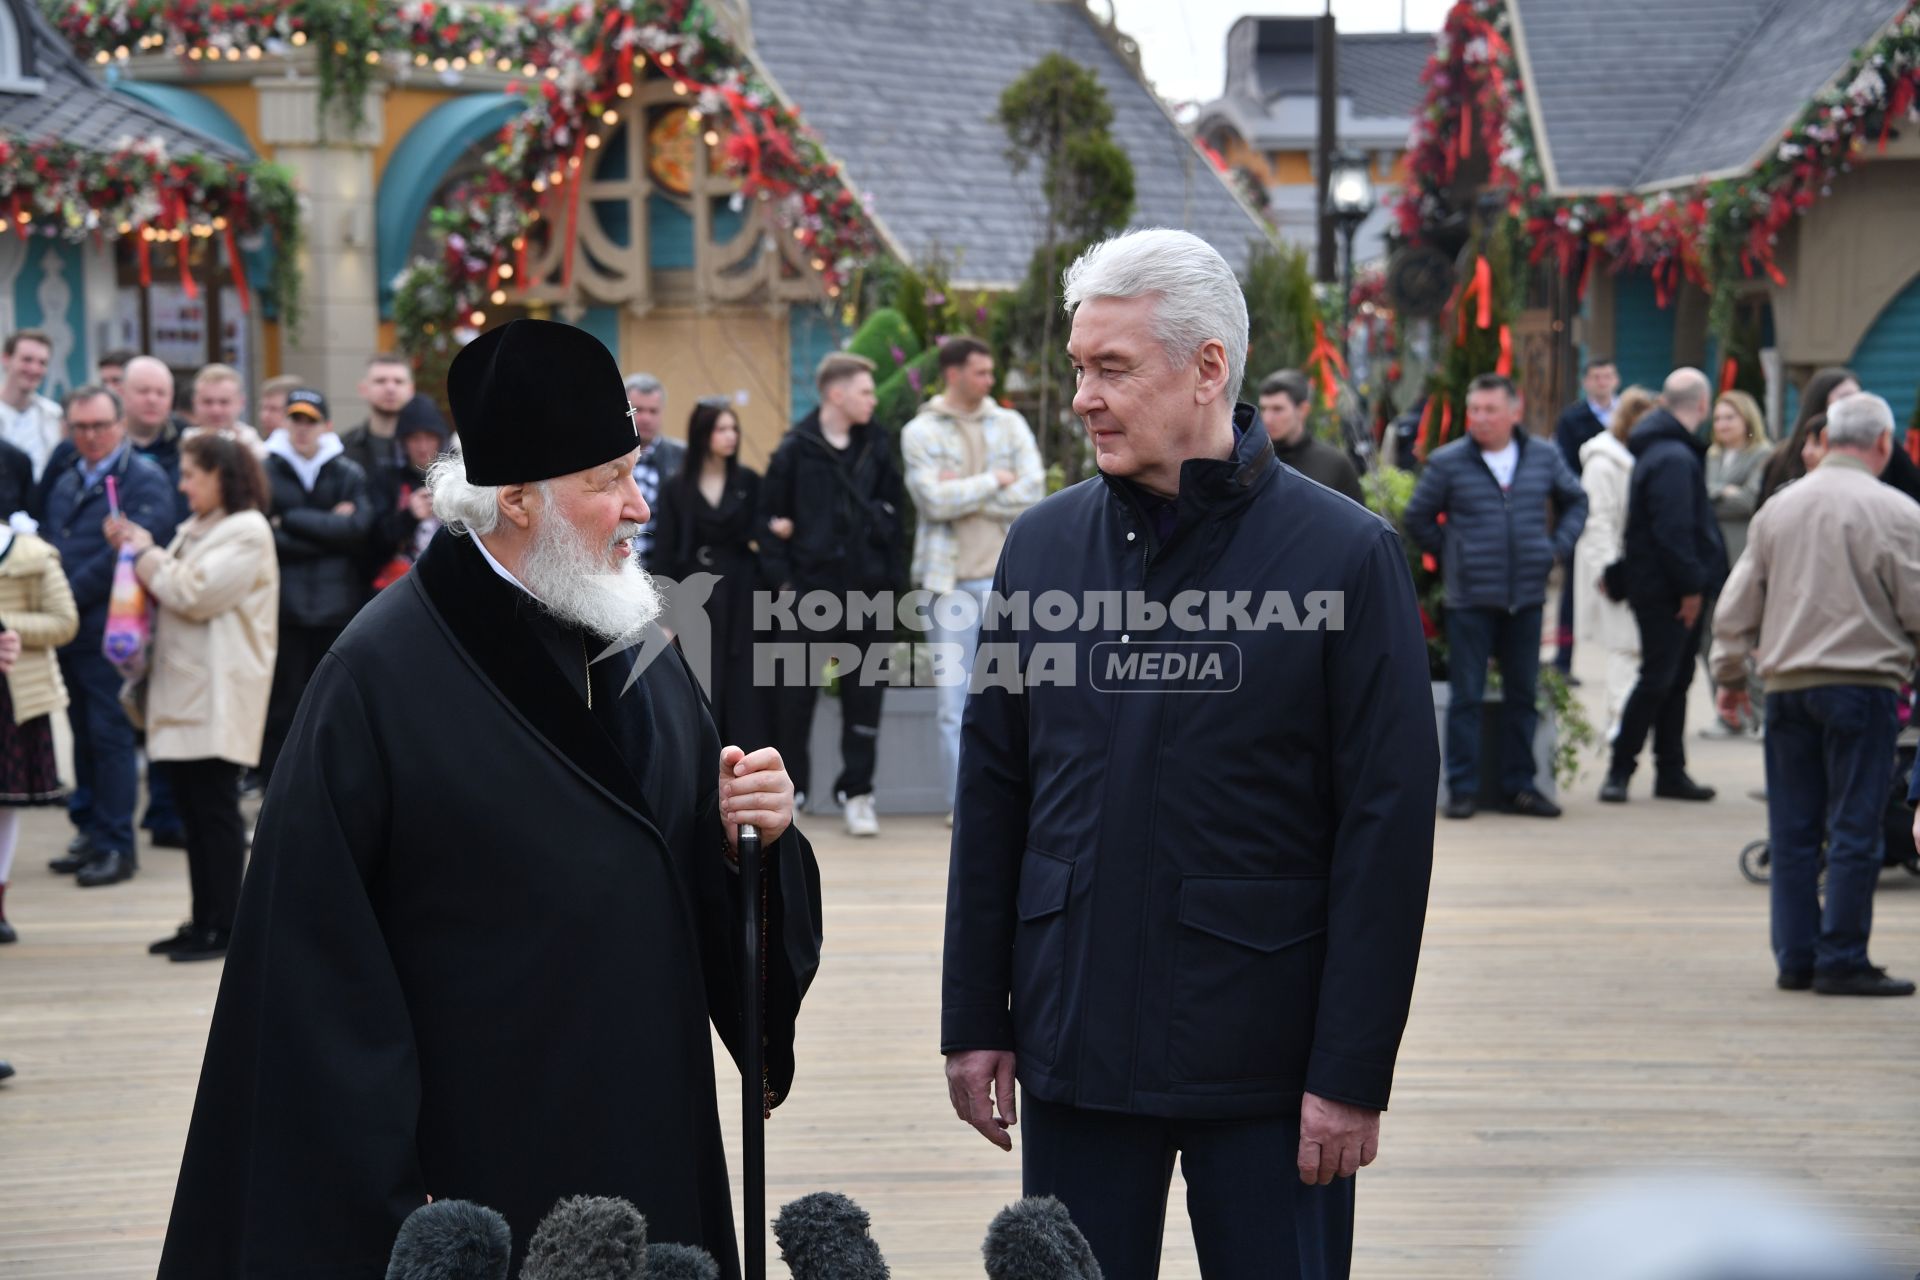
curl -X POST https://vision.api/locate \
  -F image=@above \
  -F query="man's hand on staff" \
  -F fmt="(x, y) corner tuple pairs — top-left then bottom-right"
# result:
(719, 745), (794, 856)
(1297, 1091), (1380, 1185)
(946, 1049), (1017, 1151)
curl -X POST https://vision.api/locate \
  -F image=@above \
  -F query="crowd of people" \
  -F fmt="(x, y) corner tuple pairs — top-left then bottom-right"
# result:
(0, 324), (1055, 956)
(1409, 353), (1920, 995)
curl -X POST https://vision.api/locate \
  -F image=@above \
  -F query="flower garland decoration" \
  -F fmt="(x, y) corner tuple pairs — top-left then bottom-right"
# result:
(46, 0), (885, 358)
(0, 134), (301, 326)
(1394, 0), (1920, 335)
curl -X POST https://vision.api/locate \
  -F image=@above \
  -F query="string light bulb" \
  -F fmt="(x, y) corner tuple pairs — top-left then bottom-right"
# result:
(490, 289), (507, 305)
(602, 109), (619, 124)
(704, 130), (720, 146)
(290, 30), (307, 45)
(616, 82), (633, 98)
(469, 310), (487, 327)
(498, 263), (515, 279)
(585, 134), (601, 150)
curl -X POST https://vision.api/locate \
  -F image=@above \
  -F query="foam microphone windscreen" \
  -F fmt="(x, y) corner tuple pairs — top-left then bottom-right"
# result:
(385, 1200), (513, 1280)
(642, 1242), (721, 1280)
(981, 1197), (1103, 1280)
(520, 1195), (649, 1280)
(773, 1191), (891, 1280)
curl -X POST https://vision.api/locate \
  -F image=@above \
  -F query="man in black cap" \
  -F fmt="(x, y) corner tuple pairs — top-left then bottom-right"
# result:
(158, 320), (822, 1280)
(259, 387), (373, 782)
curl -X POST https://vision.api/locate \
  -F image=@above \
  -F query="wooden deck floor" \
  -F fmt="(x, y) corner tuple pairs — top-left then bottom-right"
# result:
(2, 666), (1917, 1277)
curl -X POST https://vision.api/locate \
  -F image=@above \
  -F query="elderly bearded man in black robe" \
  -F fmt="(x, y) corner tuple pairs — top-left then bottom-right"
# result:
(158, 320), (822, 1279)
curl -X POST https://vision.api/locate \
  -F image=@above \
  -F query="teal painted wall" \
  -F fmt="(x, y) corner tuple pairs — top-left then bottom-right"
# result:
(1850, 272), (1920, 441)
(1609, 272), (1676, 393)
(11, 238), (90, 396)
(111, 83), (254, 156)
(788, 306), (848, 423)
(376, 95), (524, 317)
(564, 306), (622, 363)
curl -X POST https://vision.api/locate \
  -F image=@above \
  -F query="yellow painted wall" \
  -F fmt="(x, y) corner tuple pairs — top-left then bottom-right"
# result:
(622, 307), (792, 469)
(376, 87), (469, 185)
(1268, 150), (1315, 185)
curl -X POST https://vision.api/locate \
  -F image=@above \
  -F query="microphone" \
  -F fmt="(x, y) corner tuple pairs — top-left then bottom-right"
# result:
(643, 1242), (721, 1280)
(981, 1197), (1103, 1280)
(521, 1195), (648, 1280)
(385, 1200), (512, 1280)
(773, 1192), (891, 1280)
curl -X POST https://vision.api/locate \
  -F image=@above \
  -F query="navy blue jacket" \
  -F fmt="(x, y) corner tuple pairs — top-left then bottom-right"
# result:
(43, 445), (180, 651)
(1403, 431), (1587, 613)
(1554, 399), (1606, 477)
(941, 408), (1437, 1117)
(1622, 408), (1727, 604)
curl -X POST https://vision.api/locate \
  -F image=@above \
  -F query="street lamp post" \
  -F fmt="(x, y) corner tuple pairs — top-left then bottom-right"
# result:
(1326, 147), (1377, 334)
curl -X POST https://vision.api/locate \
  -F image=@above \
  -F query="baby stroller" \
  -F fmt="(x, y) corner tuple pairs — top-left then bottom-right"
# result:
(1739, 730), (1920, 883)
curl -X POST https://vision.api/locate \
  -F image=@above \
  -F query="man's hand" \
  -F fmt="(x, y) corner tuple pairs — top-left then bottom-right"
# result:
(1677, 593), (1703, 627)
(767, 517), (794, 540)
(945, 1049), (1017, 1151)
(719, 745), (793, 855)
(993, 469), (1017, 488)
(1297, 1091), (1380, 1185)
(332, 501), (357, 517)
(1716, 687), (1750, 726)
(938, 470), (961, 482)
(102, 516), (153, 554)
(0, 630), (20, 674)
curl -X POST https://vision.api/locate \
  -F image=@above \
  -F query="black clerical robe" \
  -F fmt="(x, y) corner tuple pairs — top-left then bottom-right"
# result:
(158, 529), (822, 1279)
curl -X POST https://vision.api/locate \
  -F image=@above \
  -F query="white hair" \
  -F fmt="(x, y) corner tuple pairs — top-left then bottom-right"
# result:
(1825, 392), (1894, 450)
(427, 450), (501, 536)
(423, 449), (662, 643)
(1062, 228), (1250, 399)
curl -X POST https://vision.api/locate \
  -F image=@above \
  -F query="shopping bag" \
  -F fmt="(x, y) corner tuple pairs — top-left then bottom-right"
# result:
(102, 543), (152, 680)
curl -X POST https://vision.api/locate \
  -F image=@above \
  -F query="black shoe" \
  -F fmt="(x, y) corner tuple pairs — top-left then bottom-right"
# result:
(0, 918), (15, 945)
(1502, 790), (1563, 818)
(168, 928), (230, 963)
(148, 923), (200, 955)
(1777, 970), (1813, 991)
(0, 1060), (13, 1081)
(1653, 773), (1716, 801)
(1599, 774), (1630, 803)
(1443, 795), (1477, 820)
(74, 852), (135, 887)
(49, 835), (97, 873)
(1813, 965), (1915, 996)
(149, 828), (188, 850)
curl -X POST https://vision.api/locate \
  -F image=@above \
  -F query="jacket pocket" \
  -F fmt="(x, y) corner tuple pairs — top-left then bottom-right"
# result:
(149, 647), (210, 729)
(1168, 875), (1326, 1086)
(1010, 847), (1072, 1068)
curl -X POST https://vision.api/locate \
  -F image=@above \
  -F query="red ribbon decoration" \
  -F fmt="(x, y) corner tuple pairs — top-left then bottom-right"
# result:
(1473, 255), (1493, 330)
(1415, 396), (1436, 462)
(1438, 399), (1453, 448)
(515, 233), (529, 286)
(1306, 318), (1349, 409)
(1459, 101), (1473, 160)
(179, 236), (198, 301)
(1719, 356), (1739, 392)
(1495, 324), (1513, 377)
(222, 224), (251, 314)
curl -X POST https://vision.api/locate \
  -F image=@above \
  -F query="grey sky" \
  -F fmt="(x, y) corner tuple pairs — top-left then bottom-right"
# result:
(1106, 0), (1454, 106)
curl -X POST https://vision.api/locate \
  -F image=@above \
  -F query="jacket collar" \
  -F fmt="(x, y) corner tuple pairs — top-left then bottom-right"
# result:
(409, 528), (656, 825)
(1098, 402), (1273, 517)
(1628, 407), (1708, 460)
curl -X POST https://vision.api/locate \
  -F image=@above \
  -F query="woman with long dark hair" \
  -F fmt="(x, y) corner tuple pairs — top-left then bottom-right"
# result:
(107, 431), (278, 961)
(650, 399), (771, 752)
(1758, 367), (1858, 508)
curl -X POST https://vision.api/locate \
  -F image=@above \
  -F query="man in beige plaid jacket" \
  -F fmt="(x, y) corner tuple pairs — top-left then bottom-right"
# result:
(900, 338), (1044, 820)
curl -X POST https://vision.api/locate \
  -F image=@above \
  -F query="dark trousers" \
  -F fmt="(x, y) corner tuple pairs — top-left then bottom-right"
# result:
(170, 758), (246, 933)
(1554, 560), (1576, 672)
(1023, 1096), (1355, 1280)
(1765, 685), (1896, 976)
(1610, 599), (1701, 779)
(769, 613), (884, 801)
(1443, 605), (1543, 800)
(143, 760), (181, 836)
(262, 621), (344, 784)
(61, 647), (137, 860)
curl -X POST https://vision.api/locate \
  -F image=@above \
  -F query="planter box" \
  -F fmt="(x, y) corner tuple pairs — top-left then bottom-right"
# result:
(1430, 680), (1558, 808)
(803, 686), (951, 816)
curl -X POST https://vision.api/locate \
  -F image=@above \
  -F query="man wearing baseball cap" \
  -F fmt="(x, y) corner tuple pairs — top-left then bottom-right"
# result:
(160, 321), (821, 1278)
(258, 386), (373, 782)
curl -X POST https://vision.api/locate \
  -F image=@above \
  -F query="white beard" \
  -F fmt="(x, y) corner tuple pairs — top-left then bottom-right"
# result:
(519, 510), (663, 646)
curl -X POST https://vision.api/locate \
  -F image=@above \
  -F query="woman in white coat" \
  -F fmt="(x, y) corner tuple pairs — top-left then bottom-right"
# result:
(1574, 386), (1657, 739)
(107, 432), (278, 962)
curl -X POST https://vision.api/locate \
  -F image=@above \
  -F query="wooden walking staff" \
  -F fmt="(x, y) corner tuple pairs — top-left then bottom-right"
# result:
(737, 821), (767, 1280)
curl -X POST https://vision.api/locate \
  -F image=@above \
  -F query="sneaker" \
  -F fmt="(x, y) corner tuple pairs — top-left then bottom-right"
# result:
(1502, 790), (1562, 818)
(1698, 717), (1744, 740)
(843, 793), (879, 838)
(1813, 965), (1915, 997)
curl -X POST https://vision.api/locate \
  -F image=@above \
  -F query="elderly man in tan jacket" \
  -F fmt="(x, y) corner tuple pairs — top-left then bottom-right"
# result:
(1710, 392), (1920, 998)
